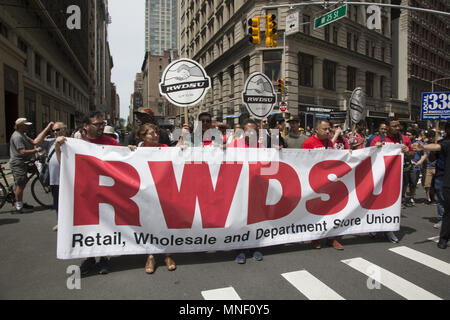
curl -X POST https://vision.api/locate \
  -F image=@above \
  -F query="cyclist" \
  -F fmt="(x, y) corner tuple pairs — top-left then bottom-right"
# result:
(9, 118), (54, 213)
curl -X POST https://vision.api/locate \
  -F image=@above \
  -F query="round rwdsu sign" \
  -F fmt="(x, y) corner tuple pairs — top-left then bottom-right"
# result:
(159, 59), (211, 107)
(242, 72), (277, 119)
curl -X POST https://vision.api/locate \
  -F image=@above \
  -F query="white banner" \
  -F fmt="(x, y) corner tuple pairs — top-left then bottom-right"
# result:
(57, 139), (402, 259)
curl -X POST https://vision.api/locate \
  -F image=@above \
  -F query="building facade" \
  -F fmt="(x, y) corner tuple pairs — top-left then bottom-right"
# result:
(177, 0), (416, 130)
(145, 0), (178, 55)
(0, 0), (114, 156)
(392, 0), (450, 122)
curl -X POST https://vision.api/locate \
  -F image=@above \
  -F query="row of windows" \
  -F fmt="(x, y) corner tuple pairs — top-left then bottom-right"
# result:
(298, 52), (385, 98)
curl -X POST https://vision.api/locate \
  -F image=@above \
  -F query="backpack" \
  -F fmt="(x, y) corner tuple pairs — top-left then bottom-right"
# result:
(39, 149), (55, 187)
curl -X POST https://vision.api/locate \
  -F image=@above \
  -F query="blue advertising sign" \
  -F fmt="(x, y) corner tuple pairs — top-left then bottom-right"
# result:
(421, 92), (450, 120)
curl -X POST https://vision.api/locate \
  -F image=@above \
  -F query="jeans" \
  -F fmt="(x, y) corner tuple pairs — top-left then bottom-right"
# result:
(434, 175), (445, 220)
(441, 187), (450, 241)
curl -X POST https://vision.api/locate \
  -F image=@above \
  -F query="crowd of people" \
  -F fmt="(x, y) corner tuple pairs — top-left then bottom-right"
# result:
(7, 108), (450, 276)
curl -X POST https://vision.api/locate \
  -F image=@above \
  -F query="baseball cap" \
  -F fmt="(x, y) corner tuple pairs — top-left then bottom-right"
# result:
(15, 118), (32, 126)
(134, 107), (154, 116)
(288, 115), (300, 122)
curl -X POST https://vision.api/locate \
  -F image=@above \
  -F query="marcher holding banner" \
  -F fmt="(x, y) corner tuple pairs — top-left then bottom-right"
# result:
(370, 118), (414, 243)
(302, 119), (344, 250)
(129, 123), (177, 273)
(77, 111), (120, 275)
(227, 119), (264, 263)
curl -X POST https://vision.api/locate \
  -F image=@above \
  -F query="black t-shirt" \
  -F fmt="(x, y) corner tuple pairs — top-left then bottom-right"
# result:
(439, 139), (450, 188)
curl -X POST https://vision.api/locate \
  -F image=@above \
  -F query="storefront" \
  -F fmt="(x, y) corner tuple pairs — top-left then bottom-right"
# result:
(298, 103), (342, 129)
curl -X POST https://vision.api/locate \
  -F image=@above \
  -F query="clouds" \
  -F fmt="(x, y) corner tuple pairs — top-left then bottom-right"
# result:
(108, 0), (146, 121)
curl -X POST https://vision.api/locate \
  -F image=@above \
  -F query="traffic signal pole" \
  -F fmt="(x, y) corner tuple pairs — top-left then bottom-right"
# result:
(262, 1), (450, 17)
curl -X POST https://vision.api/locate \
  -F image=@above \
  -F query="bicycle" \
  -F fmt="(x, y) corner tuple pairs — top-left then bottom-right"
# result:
(0, 160), (53, 210)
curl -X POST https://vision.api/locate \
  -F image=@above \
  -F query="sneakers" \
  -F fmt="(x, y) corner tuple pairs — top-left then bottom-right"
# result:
(80, 257), (96, 275)
(252, 251), (263, 261)
(235, 252), (246, 264)
(97, 257), (110, 275)
(433, 221), (442, 229)
(386, 231), (399, 243)
(437, 238), (448, 249)
(14, 202), (33, 213)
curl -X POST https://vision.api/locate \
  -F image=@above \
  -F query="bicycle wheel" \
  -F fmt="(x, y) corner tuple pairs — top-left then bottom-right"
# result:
(0, 183), (7, 209)
(31, 177), (53, 208)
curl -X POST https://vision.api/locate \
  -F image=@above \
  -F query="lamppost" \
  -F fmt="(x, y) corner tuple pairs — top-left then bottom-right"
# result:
(431, 77), (450, 92)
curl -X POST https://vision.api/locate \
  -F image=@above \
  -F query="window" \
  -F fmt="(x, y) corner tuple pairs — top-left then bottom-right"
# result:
(263, 50), (281, 82)
(366, 72), (374, 97)
(35, 53), (41, 78)
(298, 52), (313, 87)
(18, 38), (28, 67)
(46, 63), (52, 84)
(323, 60), (336, 91)
(333, 26), (338, 45)
(347, 66), (356, 91)
(380, 76), (385, 98)
(366, 40), (370, 56)
(353, 34), (359, 52)
(324, 25), (330, 42)
(303, 14), (310, 35)
(347, 32), (352, 50)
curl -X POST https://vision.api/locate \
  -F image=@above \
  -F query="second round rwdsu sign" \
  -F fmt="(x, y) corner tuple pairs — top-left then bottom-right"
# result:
(242, 72), (277, 119)
(159, 58), (211, 107)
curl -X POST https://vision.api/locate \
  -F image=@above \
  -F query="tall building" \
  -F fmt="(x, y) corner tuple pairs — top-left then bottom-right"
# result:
(0, 0), (115, 156)
(145, 0), (178, 55)
(141, 50), (179, 126)
(392, 0), (450, 121)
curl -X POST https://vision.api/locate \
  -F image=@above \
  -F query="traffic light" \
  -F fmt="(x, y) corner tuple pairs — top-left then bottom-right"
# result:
(265, 14), (277, 47)
(248, 17), (261, 45)
(278, 78), (285, 94)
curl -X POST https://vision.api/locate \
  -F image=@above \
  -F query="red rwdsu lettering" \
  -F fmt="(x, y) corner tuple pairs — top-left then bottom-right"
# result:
(355, 155), (402, 209)
(73, 155), (141, 226)
(148, 162), (243, 229)
(306, 160), (351, 215)
(247, 162), (301, 224)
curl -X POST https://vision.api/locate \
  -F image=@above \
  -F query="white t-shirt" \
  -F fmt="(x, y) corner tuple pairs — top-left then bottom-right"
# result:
(42, 138), (60, 186)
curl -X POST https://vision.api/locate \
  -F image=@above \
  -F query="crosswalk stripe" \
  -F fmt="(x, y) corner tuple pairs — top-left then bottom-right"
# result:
(389, 246), (450, 276)
(342, 257), (442, 300)
(201, 287), (242, 300)
(281, 270), (345, 300)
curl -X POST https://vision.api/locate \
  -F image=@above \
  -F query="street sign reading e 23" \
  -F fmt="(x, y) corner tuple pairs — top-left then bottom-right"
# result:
(421, 92), (450, 120)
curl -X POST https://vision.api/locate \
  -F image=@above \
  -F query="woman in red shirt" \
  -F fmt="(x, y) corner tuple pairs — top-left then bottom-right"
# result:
(129, 123), (175, 274)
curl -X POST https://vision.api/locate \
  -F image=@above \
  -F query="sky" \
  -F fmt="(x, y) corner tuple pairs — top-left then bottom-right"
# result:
(108, 0), (146, 122)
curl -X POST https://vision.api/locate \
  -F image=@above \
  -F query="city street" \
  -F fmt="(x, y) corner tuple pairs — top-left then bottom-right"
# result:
(1, 185), (448, 300)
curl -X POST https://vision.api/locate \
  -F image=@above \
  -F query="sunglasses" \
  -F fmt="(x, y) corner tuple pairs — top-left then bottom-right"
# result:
(200, 119), (211, 123)
(90, 122), (105, 127)
(52, 128), (61, 132)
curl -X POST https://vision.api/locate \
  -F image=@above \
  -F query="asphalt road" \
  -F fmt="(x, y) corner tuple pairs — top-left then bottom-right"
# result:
(0, 186), (449, 301)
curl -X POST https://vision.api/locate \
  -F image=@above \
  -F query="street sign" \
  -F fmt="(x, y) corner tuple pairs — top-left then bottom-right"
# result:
(279, 101), (288, 112)
(286, 11), (300, 36)
(314, 5), (347, 29)
(421, 92), (450, 120)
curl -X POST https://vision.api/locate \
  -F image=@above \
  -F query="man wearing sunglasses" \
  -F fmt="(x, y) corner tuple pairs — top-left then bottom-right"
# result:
(55, 111), (120, 276)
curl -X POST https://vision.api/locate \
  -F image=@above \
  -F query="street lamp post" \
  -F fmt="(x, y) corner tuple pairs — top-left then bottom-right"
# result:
(431, 77), (450, 93)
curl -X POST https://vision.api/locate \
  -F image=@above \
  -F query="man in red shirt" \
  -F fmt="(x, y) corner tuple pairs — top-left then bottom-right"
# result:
(55, 112), (120, 276)
(302, 119), (335, 150)
(302, 119), (343, 250)
(370, 118), (414, 243)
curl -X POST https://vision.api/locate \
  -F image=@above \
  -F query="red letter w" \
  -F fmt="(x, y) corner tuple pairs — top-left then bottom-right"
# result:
(148, 162), (243, 229)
